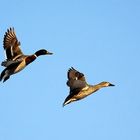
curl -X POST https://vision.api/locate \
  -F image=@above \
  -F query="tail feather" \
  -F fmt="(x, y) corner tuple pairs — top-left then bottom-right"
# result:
(63, 100), (71, 107)
(3, 76), (10, 82)
(0, 69), (6, 81)
(0, 68), (10, 82)
(63, 95), (76, 107)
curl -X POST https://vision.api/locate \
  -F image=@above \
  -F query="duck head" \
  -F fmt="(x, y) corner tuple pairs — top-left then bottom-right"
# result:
(35, 49), (53, 57)
(99, 81), (115, 87)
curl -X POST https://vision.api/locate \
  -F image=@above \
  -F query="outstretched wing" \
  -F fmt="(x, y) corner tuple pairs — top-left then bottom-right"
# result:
(67, 67), (86, 81)
(63, 67), (89, 106)
(67, 67), (88, 95)
(3, 27), (23, 60)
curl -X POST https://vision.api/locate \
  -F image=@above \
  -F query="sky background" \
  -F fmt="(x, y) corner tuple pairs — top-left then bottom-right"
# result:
(0, 0), (140, 140)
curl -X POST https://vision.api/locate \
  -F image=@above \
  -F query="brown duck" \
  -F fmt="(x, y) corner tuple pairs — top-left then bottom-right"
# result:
(0, 27), (53, 82)
(63, 67), (115, 106)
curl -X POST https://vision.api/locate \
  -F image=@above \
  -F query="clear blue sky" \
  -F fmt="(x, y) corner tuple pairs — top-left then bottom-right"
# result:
(0, 0), (140, 140)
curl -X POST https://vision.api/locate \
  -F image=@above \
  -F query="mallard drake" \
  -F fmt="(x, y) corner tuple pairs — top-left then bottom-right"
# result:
(0, 27), (53, 82)
(63, 67), (115, 106)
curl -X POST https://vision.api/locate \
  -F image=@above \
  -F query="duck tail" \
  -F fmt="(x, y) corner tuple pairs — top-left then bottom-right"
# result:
(62, 98), (72, 107)
(0, 70), (5, 81)
(0, 68), (10, 82)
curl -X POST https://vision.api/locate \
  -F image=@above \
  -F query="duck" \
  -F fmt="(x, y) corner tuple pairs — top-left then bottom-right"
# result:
(63, 67), (115, 106)
(0, 27), (53, 82)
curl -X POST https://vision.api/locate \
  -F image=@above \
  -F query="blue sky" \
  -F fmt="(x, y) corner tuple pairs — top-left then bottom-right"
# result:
(0, 0), (140, 140)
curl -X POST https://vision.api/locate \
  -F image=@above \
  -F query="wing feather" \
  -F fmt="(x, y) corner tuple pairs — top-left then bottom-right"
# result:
(67, 67), (88, 95)
(67, 67), (86, 81)
(3, 27), (23, 60)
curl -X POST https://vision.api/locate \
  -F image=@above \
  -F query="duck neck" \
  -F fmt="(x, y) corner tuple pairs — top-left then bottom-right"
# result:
(25, 55), (37, 65)
(88, 83), (106, 94)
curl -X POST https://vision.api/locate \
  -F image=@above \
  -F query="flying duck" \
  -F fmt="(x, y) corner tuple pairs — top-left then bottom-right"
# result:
(0, 27), (53, 82)
(63, 67), (115, 106)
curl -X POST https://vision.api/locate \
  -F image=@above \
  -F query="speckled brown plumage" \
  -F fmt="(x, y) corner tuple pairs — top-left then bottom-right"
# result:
(63, 67), (115, 106)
